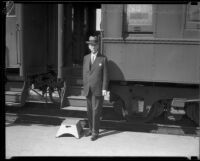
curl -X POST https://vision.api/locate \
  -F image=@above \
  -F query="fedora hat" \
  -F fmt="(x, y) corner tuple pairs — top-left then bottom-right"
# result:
(86, 36), (99, 44)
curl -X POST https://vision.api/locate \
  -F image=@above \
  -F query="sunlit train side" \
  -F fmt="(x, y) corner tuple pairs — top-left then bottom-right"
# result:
(101, 4), (200, 116)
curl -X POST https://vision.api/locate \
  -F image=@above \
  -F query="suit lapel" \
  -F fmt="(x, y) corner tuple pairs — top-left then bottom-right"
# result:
(87, 54), (91, 71)
(90, 52), (101, 72)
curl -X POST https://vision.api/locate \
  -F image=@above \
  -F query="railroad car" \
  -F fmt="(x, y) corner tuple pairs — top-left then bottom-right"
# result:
(5, 2), (200, 128)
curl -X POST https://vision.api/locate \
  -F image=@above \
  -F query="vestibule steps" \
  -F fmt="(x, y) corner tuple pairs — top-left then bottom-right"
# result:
(62, 66), (114, 112)
(5, 71), (29, 107)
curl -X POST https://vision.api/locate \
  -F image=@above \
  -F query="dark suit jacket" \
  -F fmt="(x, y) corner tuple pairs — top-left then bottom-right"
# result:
(83, 52), (109, 96)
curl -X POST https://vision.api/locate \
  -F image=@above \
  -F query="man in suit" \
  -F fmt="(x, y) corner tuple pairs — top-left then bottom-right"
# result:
(83, 36), (109, 141)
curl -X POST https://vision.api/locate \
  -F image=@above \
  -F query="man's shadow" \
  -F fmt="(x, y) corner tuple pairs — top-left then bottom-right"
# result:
(108, 60), (125, 81)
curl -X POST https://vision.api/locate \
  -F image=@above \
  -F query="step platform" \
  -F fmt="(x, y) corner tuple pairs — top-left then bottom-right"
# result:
(56, 118), (83, 139)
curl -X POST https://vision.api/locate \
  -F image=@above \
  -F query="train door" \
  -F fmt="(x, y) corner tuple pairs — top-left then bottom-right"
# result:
(5, 4), (53, 106)
(59, 4), (101, 107)
(65, 4), (101, 66)
(6, 2), (20, 69)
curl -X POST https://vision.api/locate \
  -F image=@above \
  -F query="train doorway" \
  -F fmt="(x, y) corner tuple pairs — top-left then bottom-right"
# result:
(64, 4), (101, 66)
(5, 2), (21, 78)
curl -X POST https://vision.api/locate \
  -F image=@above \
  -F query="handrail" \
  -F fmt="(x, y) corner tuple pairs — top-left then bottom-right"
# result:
(16, 24), (21, 65)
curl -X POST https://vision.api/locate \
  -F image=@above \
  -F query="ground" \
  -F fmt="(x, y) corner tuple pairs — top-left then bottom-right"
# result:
(5, 103), (200, 158)
(5, 123), (199, 158)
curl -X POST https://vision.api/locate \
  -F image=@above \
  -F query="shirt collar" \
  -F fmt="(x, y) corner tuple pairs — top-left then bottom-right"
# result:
(91, 51), (98, 56)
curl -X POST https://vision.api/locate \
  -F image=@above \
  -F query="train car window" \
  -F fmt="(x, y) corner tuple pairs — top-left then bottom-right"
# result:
(185, 2), (200, 30)
(6, 1), (16, 17)
(123, 4), (154, 36)
(96, 9), (101, 31)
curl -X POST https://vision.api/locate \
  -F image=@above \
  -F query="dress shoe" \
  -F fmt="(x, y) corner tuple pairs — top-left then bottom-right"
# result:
(85, 130), (92, 137)
(90, 134), (98, 141)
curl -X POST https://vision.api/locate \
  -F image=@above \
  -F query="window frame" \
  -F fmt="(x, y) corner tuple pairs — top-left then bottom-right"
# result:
(96, 8), (102, 31)
(185, 2), (200, 30)
(122, 4), (155, 37)
(6, 2), (16, 17)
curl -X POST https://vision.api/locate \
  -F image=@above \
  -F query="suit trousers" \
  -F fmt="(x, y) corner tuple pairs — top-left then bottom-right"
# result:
(86, 89), (103, 135)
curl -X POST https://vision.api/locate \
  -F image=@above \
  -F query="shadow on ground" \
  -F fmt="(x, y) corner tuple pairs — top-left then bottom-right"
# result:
(5, 102), (199, 136)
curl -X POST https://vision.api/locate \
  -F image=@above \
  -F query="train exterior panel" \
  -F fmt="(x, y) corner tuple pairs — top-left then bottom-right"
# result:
(101, 4), (199, 114)
(102, 4), (200, 84)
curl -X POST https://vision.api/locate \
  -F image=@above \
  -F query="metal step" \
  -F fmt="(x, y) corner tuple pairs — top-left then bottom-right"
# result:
(70, 86), (84, 96)
(5, 73), (24, 105)
(62, 106), (87, 111)
(66, 95), (114, 108)
(70, 77), (83, 86)
(5, 91), (22, 103)
(5, 81), (24, 92)
(67, 95), (87, 107)
(5, 101), (22, 107)
(6, 75), (24, 82)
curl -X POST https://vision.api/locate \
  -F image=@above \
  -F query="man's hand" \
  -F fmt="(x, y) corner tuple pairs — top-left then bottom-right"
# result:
(102, 90), (107, 96)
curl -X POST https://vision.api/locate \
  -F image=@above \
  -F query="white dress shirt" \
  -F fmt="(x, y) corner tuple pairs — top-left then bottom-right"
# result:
(91, 52), (97, 64)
